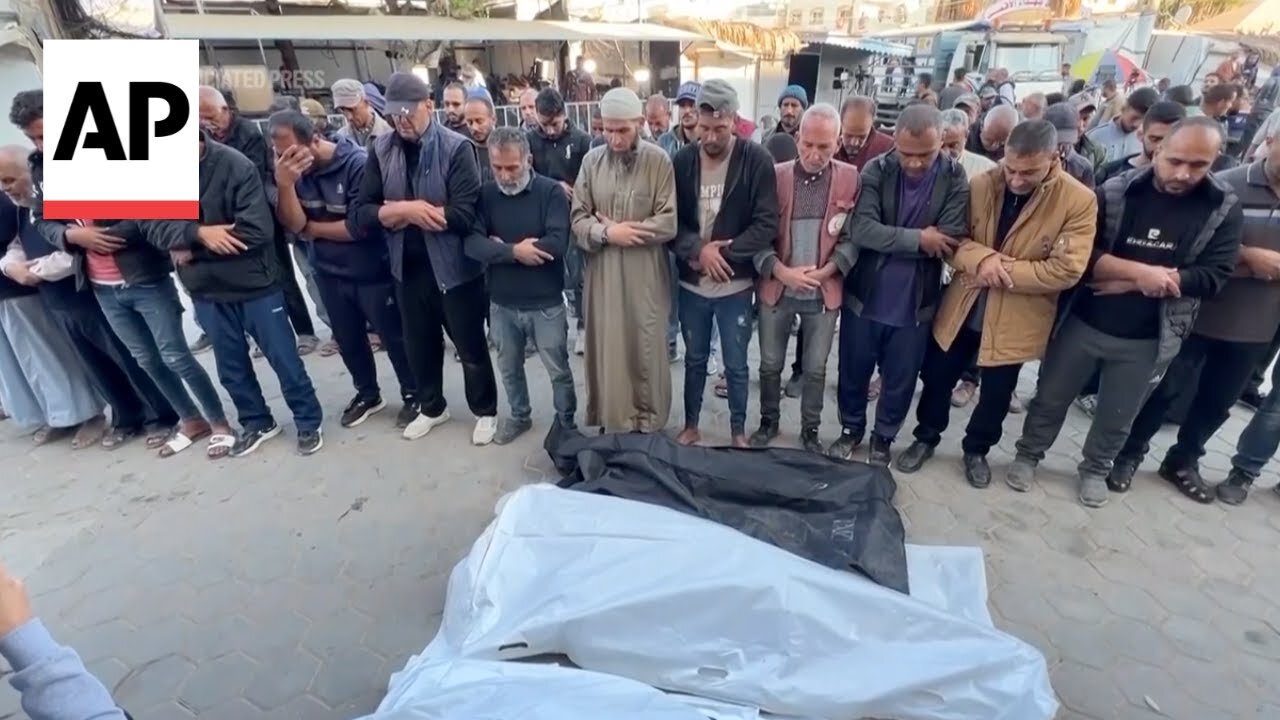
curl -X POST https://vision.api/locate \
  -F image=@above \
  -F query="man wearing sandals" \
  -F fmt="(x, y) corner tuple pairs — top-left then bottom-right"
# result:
(1008, 117), (1243, 508)
(8, 91), (180, 451)
(1117, 123), (1280, 506)
(268, 110), (420, 431)
(150, 131), (325, 457)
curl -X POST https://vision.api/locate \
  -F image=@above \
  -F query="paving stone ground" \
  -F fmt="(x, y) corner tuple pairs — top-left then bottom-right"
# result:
(2, 311), (1279, 720)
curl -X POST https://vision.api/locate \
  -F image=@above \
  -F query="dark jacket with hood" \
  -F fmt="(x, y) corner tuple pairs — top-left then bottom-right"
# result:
(148, 133), (279, 303)
(217, 113), (274, 192)
(290, 135), (386, 281)
(842, 150), (970, 324)
(27, 151), (173, 292)
(526, 123), (593, 185)
(670, 138), (780, 284)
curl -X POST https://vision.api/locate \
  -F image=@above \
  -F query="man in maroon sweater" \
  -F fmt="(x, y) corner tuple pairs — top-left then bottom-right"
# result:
(836, 96), (895, 171)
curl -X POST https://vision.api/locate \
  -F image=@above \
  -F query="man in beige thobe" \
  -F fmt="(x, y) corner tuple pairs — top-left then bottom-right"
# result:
(570, 88), (678, 432)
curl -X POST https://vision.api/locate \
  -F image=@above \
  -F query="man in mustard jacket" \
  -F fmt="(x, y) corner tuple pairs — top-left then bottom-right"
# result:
(894, 120), (1097, 488)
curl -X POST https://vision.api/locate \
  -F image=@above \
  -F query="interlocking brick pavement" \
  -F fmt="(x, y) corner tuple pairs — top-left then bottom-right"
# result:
(2, 320), (1278, 720)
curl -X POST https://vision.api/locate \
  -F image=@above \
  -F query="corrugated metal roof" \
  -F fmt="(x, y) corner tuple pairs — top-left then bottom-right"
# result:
(810, 34), (914, 57)
(162, 12), (708, 43)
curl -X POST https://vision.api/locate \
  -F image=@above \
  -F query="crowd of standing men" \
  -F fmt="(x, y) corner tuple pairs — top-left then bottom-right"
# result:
(1, 63), (1278, 512)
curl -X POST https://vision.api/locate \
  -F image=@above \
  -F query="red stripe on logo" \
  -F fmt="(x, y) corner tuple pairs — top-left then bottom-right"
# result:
(43, 200), (200, 221)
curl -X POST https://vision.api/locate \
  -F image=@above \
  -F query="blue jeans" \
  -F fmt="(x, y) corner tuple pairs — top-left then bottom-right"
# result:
(94, 277), (227, 425)
(489, 302), (576, 426)
(194, 291), (323, 433)
(679, 286), (753, 435)
(1233, 358), (1280, 477)
(836, 309), (929, 442)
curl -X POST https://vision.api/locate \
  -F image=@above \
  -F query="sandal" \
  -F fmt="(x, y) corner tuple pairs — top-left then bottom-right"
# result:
(206, 433), (235, 459)
(71, 417), (105, 449)
(714, 377), (728, 399)
(318, 339), (341, 357)
(144, 426), (173, 449)
(1160, 464), (1214, 504)
(158, 427), (211, 458)
(32, 425), (72, 446)
(101, 426), (139, 450)
(297, 335), (319, 356)
(368, 333), (384, 353)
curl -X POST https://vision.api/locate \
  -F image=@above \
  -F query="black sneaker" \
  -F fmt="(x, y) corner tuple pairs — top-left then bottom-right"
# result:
(827, 429), (862, 460)
(395, 400), (419, 429)
(230, 423), (282, 458)
(1215, 469), (1255, 505)
(494, 417), (533, 445)
(1107, 457), (1139, 493)
(340, 395), (386, 428)
(1239, 389), (1266, 411)
(963, 453), (992, 488)
(894, 441), (934, 473)
(749, 421), (779, 448)
(800, 427), (823, 453)
(297, 429), (324, 455)
(784, 373), (803, 399)
(867, 435), (892, 466)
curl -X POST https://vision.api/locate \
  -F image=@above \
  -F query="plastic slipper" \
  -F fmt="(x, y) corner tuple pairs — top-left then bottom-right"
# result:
(207, 433), (235, 459)
(319, 339), (341, 357)
(368, 333), (384, 353)
(159, 428), (212, 458)
(35, 426), (74, 446)
(714, 377), (728, 399)
(101, 426), (139, 450)
(144, 427), (173, 449)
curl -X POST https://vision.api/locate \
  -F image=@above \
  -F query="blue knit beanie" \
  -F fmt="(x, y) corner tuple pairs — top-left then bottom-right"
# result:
(779, 84), (809, 108)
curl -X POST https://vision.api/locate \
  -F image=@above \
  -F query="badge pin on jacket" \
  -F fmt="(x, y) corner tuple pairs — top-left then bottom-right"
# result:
(828, 212), (848, 237)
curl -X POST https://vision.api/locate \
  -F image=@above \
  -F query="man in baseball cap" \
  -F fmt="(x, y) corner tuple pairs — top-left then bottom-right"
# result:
(299, 98), (333, 138)
(332, 78), (391, 148)
(1044, 102), (1096, 187)
(953, 92), (981, 125)
(657, 81), (701, 158)
(668, 78), (779, 449)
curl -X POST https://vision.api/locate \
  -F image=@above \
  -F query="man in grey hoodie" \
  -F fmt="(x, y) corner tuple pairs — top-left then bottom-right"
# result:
(0, 563), (129, 719)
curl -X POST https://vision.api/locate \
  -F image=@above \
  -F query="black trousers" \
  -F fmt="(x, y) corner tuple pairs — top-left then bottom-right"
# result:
(1118, 333), (1270, 467)
(318, 273), (417, 403)
(911, 328), (1022, 456)
(396, 266), (497, 418)
(272, 227), (316, 338)
(48, 300), (178, 431)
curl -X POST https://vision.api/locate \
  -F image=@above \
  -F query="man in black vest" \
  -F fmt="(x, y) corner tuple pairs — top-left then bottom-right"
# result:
(7, 90), (178, 449)
(352, 72), (499, 446)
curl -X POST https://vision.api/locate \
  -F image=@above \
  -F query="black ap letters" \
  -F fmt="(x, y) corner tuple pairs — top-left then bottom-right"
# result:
(52, 82), (189, 162)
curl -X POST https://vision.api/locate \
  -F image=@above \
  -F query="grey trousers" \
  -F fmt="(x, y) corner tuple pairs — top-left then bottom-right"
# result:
(1015, 315), (1170, 478)
(758, 302), (837, 430)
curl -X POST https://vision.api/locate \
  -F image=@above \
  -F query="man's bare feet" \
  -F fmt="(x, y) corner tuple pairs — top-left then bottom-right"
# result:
(675, 427), (701, 446)
(731, 434), (749, 449)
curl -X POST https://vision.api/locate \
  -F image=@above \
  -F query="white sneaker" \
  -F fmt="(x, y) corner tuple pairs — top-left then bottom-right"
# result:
(473, 416), (498, 445)
(403, 410), (449, 440)
(574, 331), (586, 356)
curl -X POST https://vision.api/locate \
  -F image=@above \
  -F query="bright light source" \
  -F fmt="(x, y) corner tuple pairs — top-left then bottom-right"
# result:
(411, 65), (431, 83)
(633, 67), (651, 83)
(582, 58), (598, 74)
